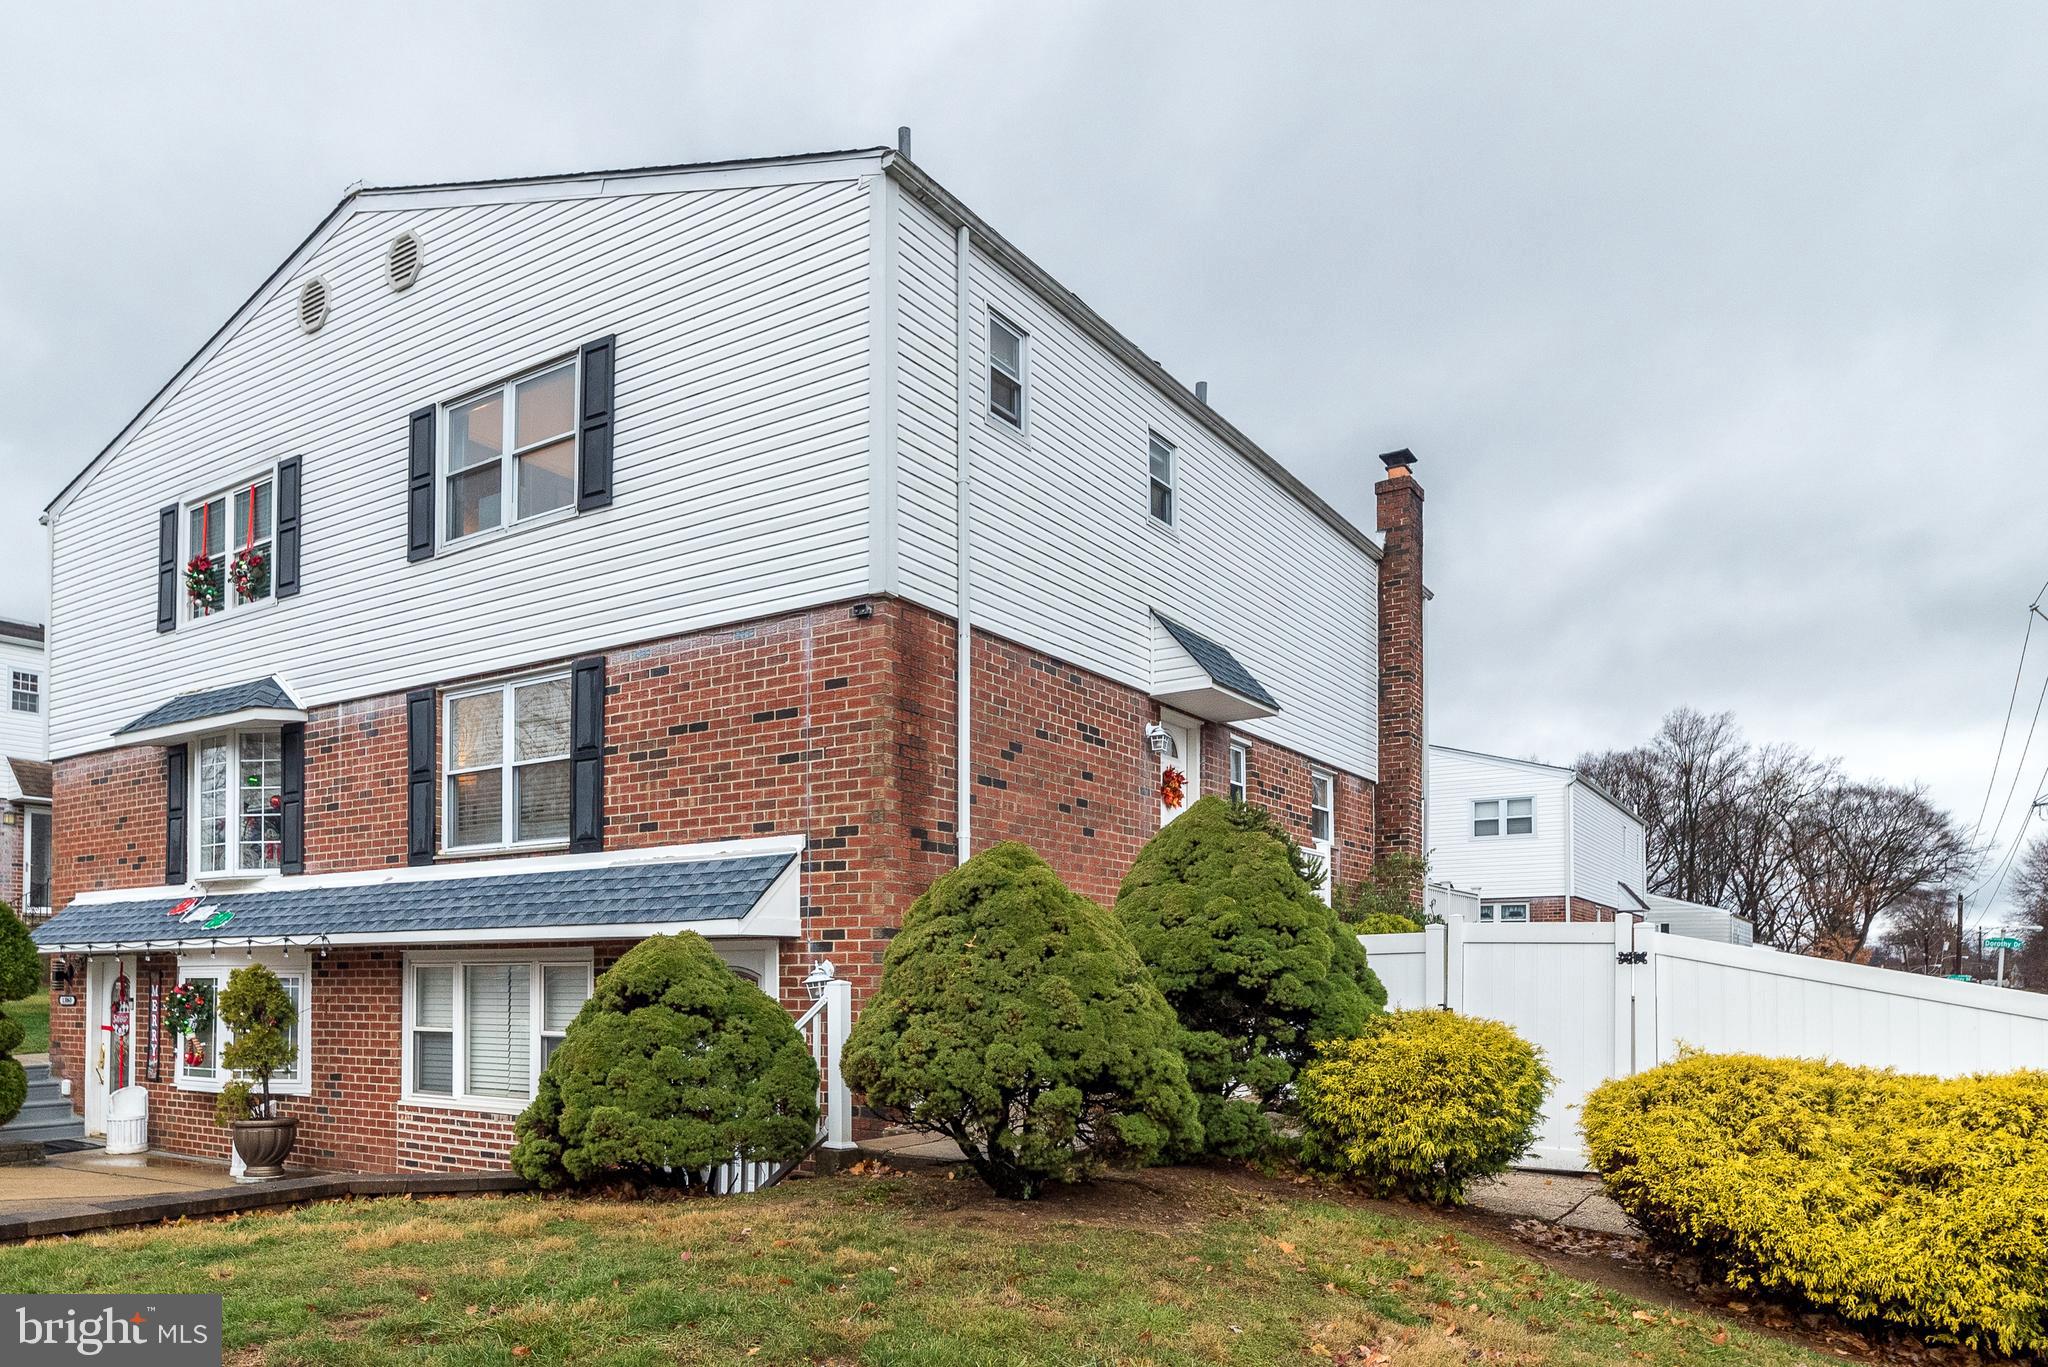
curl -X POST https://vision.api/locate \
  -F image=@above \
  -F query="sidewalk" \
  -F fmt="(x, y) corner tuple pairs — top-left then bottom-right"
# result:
(0, 1149), (235, 1209)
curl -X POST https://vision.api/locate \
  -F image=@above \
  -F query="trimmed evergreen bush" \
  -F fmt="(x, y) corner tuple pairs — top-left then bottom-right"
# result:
(0, 906), (33, 1126)
(1354, 911), (1422, 935)
(214, 963), (298, 1125)
(1299, 1010), (1551, 1202)
(1584, 1053), (2048, 1353)
(513, 932), (819, 1191)
(842, 842), (1200, 1199)
(1116, 796), (1384, 1156)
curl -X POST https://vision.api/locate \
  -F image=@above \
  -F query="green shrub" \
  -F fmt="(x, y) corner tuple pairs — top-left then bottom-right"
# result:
(1353, 912), (1422, 935)
(0, 906), (35, 1126)
(513, 933), (818, 1191)
(1583, 1054), (2048, 1353)
(843, 843), (1200, 1199)
(1330, 852), (1427, 926)
(214, 963), (297, 1126)
(1299, 1011), (1551, 1202)
(1116, 797), (1384, 1157)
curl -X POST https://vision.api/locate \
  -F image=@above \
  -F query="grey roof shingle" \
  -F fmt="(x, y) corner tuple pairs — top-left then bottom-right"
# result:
(1153, 614), (1280, 712)
(115, 677), (299, 736)
(8, 758), (51, 801)
(31, 852), (795, 949)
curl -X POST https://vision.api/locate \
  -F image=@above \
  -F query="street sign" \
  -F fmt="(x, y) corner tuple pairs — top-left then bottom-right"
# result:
(1986, 936), (2024, 951)
(1945, 973), (1976, 982)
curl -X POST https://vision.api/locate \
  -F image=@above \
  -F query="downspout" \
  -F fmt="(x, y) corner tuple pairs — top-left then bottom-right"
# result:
(953, 223), (974, 865)
(1562, 775), (1576, 922)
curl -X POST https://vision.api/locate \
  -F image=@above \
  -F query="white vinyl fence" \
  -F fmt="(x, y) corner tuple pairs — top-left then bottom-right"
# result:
(1364, 916), (2048, 1170)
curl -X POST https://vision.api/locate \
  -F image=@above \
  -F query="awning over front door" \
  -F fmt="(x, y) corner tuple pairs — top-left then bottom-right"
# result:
(30, 838), (803, 953)
(1149, 612), (1281, 723)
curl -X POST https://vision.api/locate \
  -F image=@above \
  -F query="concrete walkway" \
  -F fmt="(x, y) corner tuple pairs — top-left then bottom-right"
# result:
(0, 1149), (237, 1210)
(856, 1132), (1636, 1235)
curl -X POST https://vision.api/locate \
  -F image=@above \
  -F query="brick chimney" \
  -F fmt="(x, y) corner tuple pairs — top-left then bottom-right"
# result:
(1374, 449), (1425, 860)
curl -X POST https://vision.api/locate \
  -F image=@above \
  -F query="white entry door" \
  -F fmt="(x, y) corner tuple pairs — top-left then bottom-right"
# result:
(1158, 713), (1201, 825)
(84, 956), (136, 1137)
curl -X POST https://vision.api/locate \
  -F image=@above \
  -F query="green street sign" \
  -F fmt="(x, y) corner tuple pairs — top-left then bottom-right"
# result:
(1946, 973), (1976, 982)
(1987, 936), (2024, 951)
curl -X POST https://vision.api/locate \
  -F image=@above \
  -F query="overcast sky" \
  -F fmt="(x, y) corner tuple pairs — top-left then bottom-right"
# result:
(4, 3), (2046, 921)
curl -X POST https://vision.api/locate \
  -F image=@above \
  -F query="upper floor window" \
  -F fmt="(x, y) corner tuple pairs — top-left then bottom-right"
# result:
(184, 473), (274, 621)
(1473, 797), (1534, 838)
(444, 358), (578, 544)
(1148, 433), (1176, 525)
(988, 314), (1026, 428)
(1228, 742), (1249, 804)
(8, 671), (37, 713)
(194, 731), (283, 876)
(444, 673), (572, 851)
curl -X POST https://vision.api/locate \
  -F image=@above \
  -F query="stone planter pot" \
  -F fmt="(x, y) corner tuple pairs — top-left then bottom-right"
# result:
(231, 1116), (298, 1178)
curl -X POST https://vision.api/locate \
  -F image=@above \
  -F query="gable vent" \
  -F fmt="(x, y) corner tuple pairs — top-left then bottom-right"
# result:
(386, 231), (422, 292)
(297, 277), (330, 335)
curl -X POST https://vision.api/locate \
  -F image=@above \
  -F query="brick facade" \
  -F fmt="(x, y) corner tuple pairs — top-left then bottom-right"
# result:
(1374, 454), (1425, 866)
(1, 805), (21, 915)
(46, 588), (1415, 1171)
(1495, 896), (1623, 924)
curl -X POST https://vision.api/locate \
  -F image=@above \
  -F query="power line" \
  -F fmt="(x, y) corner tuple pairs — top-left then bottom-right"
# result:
(1968, 589), (2046, 845)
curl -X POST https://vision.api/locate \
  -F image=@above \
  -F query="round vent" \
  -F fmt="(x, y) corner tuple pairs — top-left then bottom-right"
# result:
(297, 277), (330, 334)
(386, 230), (422, 292)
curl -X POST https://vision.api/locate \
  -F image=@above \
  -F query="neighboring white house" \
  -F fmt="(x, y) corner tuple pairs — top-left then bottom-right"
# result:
(1642, 892), (1754, 944)
(1, 619), (51, 919)
(1426, 744), (1646, 923)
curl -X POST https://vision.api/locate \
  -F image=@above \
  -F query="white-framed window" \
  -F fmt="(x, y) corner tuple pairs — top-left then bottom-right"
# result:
(173, 957), (310, 1095)
(9, 670), (38, 714)
(404, 951), (594, 1110)
(1228, 742), (1249, 804)
(1147, 432), (1176, 525)
(192, 731), (283, 876)
(442, 673), (573, 852)
(987, 313), (1027, 428)
(1473, 797), (1535, 838)
(1480, 902), (1531, 924)
(182, 470), (276, 622)
(22, 807), (50, 911)
(442, 356), (579, 545)
(1309, 770), (1336, 905)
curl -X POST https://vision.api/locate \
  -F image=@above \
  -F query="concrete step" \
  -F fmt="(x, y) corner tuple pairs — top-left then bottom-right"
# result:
(0, 1119), (85, 1146)
(7, 1098), (77, 1128)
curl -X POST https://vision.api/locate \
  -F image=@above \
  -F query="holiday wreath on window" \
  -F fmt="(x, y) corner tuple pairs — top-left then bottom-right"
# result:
(164, 980), (215, 1067)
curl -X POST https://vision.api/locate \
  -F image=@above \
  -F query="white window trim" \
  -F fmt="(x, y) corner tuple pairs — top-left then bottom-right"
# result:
(1309, 769), (1336, 905)
(438, 352), (584, 552)
(190, 730), (285, 881)
(440, 670), (574, 857)
(179, 465), (281, 628)
(1228, 742), (1249, 804)
(985, 310), (1029, 437)
(1481, 902), (1532, 924)
(22, 806), (50, 912)
(171, 952), (312, 1097)
(1472, 796), (1537, 840)
(400, 946), (595, 1114)
(1147, 431), (1177, 528)
(9, 670), (38, 714)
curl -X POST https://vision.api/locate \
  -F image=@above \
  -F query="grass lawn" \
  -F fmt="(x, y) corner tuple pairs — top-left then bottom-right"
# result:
(0, 1166), (1828, 1366)
(2, 996), (47, 1054)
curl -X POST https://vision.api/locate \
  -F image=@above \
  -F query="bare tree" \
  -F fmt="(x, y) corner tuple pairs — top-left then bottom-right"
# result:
(1878, 887), (1961, 975)
(1786, 780), (1974, 960)
(1579, 708), (1749, 906)
(1720, 744), (1830, 948)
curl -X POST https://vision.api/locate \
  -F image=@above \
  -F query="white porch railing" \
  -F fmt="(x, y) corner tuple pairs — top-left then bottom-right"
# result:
(696, 969), (855, 1195)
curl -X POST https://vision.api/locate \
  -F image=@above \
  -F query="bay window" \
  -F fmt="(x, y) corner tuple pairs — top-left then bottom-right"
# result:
(405, 953), (592, 1108)
(193, 731), (283, 875)
(444, 673), (572, 851)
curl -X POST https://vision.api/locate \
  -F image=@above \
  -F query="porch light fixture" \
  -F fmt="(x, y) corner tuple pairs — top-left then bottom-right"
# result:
(1145, 723), (1176, 757)
(803, 959), (838, 1001)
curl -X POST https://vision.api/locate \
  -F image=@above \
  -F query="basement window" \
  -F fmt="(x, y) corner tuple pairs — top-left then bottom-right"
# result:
(987, 313), (1027, 428)
(1481, 902), (1531, 924)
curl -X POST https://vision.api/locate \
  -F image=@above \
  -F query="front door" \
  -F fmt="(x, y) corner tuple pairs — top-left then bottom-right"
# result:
(84, 956), (135, 1137)
(1158, 713), (1201, 826)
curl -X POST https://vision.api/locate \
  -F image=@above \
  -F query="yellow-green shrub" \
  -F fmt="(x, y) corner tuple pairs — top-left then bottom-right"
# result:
(1298, 1010), (1551, 1203)
(1353, 911), (1421, 935)
(1583, 1054), (2048, 1353)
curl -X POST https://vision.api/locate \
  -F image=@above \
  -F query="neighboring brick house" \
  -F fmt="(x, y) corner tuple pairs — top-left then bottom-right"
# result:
(1, 619), (51, 924)
(32, 145), (1428, 1173)
(1424, 745), (1644, 923)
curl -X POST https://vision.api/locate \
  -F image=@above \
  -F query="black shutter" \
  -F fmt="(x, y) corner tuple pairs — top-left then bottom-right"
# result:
(279, 722), (306, 875)
(406, 687), (436, 866)
(164, 744), (188, 883)
(275, 457), (302, 598)
(576, 335), (616, 512)
(407, 405), (437, 562)
(156, 505), (180, 633)
(569, 655), (606, 853)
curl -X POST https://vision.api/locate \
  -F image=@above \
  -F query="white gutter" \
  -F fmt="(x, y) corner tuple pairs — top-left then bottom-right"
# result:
(953, 222), (975, 865)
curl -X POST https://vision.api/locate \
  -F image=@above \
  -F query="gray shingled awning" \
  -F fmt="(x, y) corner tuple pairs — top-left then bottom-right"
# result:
(1149, 613), (1281, 723)
(114, 676), (305, 742)
(31, 846), (801, 952)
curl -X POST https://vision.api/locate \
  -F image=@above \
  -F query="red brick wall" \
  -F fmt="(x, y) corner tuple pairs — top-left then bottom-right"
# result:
(1374, 461), (1426, 864)
(1201, 727), (1374, 890)
(1, 806), (20, 916)
(1499, 897), (1622, 924)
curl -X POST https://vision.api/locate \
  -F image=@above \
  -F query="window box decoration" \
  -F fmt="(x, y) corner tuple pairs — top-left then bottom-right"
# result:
(1159, 766), (1187, 811)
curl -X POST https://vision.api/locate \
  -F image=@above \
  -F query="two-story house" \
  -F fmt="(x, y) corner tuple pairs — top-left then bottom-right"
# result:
(31, 144), (1428, 1173)
(1, 619), (51, 923)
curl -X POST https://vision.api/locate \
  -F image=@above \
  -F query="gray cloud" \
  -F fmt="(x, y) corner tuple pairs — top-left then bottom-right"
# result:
(5, 1), (2046, 917)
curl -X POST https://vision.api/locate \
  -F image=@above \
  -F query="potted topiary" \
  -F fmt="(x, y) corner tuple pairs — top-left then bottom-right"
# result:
(213, 963), (298, 1178)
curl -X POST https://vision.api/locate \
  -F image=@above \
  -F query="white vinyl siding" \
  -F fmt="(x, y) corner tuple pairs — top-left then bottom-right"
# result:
(887, 189), (1379, 781)
(1571, 782), (1648, 911)
(403, 951), (593, 1110)
(49, 174), (875, 758)
(0, 639), (45, 766)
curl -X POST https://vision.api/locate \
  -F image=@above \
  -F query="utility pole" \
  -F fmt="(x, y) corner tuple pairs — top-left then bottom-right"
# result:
(1956, 890), (1965, 977)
